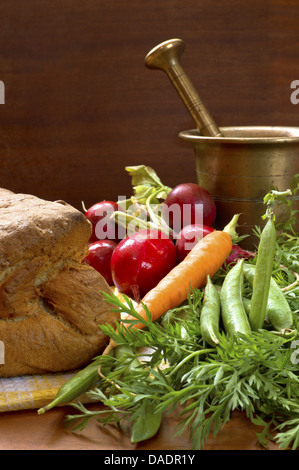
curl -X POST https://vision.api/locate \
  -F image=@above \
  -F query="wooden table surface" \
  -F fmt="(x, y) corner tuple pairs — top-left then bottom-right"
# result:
(0, 405), (280, 450)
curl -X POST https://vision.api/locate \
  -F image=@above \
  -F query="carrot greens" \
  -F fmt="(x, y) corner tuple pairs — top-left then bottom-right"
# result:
(64, 288), (299, 450)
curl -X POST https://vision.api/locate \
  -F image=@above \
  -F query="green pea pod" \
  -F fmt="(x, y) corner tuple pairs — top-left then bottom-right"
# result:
(37, 362), (100, 414)
(220, 259), (251, 337)
(243, 263), (293, 332)
(200, 275), (221, 347)
(130, 398), (162, 444)
(248, 218), (277, 331)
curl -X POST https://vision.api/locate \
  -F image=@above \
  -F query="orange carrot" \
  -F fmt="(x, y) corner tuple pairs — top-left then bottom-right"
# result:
(103, 227), (233, 355)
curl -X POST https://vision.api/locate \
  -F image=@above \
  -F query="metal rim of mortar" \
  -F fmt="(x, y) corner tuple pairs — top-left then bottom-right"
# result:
(179, 126), (299, 144)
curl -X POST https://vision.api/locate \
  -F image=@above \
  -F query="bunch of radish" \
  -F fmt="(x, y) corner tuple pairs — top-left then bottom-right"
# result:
(83, 181), (255, 302)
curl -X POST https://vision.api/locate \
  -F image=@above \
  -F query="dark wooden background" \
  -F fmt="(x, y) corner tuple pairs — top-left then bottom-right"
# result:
(0, 0), (298, 211)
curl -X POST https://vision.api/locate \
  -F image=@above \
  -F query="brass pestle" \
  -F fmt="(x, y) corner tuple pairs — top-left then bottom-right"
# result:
(144, 38), (223, 137)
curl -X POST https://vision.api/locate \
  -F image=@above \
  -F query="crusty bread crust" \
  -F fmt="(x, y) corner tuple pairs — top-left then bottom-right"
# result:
(0, 190), (119, 377)
(0, 192), (91, 272)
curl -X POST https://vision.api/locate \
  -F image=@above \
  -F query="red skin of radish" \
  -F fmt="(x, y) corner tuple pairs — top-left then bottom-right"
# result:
(223, 244), (256, 268)
(110, 229), (178, 301)
(162, 183), (216, 232)
(85, 201), (121, 243)
(84, 239), (117, 285)
(175, 224), (214, 262)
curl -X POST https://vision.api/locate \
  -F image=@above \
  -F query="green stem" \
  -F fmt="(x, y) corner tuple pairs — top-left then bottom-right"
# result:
(111, 207), (171, 237)
(223, 214), (240, 242)
(111, 211), (150, 231)
(168, 348), (213, 377)
(145, 187), (173, 236)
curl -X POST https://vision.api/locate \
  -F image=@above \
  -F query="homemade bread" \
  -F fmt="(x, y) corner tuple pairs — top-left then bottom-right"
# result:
(0, 190), (119, 377)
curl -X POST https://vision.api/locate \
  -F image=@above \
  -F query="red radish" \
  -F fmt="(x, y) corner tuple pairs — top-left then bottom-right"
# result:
(162, 183), (216, 232)
(110, 229), (177, 301)
(223, 245), (256, 268)
(85, 201), (121, 243)
(175, 224), (214, 262)
(84, 239), (117, 285)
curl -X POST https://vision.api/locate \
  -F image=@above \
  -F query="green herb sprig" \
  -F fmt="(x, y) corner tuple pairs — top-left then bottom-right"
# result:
(63, 287), (299, 450)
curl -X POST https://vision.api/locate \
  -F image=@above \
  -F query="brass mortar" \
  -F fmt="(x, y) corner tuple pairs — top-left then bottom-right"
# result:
(179, 126), (299, 247)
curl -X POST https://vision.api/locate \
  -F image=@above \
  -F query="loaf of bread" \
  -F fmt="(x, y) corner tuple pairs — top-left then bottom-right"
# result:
(0, 189), (119, 377)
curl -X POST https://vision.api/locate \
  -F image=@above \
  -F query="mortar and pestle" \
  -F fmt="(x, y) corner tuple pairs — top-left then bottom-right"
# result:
(145, 39), (299, 248)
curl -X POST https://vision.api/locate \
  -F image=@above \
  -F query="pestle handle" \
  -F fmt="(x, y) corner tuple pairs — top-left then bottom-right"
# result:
(145, 39), (223, 137)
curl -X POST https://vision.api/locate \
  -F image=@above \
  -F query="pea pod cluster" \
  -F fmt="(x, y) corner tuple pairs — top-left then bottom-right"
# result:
(243, 263), (293, 332)
(200, 257), (294, 347)
(200, 259), (251, 346)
